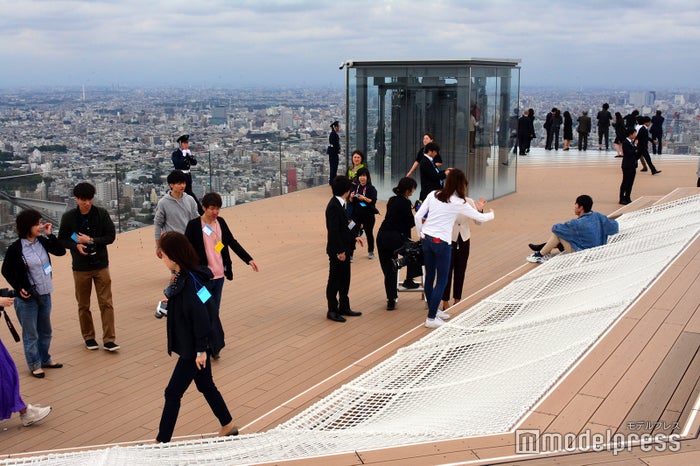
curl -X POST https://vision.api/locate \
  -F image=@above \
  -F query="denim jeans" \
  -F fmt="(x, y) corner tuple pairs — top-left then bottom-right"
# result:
(421, 237), (452, 319)
(14, 294), (53, 372)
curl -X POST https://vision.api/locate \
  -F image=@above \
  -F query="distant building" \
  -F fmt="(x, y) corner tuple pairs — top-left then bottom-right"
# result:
(629, 91), (655, 107)
(210, 106), (227, 126)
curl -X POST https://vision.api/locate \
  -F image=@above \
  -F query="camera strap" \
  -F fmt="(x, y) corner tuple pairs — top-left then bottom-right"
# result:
(0, 308), (20, 343)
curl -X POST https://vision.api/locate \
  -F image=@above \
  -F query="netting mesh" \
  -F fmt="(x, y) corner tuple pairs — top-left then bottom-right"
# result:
(4, 194), (700, 465)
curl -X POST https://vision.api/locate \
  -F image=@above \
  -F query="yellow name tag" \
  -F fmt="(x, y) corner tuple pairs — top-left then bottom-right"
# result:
(214, 241), (225, 253)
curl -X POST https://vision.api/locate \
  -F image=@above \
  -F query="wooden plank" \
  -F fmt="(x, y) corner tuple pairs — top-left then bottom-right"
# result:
(588, 323), (684, 429)
(617, 332), (700, 435)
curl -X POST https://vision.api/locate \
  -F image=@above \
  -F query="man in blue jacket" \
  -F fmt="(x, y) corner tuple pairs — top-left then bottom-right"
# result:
(526, 195), (619, 263)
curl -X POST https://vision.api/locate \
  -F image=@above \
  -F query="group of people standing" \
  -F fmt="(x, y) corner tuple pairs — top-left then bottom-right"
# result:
(324, 127), (495, 329)
(538, 104), (667, 161)
(1, 134), (255, 442)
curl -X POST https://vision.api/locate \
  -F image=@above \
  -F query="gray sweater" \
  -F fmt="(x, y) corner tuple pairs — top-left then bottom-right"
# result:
(154, 192), (199, 240)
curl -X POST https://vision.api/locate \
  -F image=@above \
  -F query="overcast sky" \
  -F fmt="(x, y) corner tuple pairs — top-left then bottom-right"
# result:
(1, 0), (698, 89)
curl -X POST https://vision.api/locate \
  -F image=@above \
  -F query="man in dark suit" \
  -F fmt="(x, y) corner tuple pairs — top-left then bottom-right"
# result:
(543, 108), (555, 150)
(325, 175), (363, 322)
(418, 142), (447, 201)
(620, 127), (639, 205)
(596, 103), (613, 151)
(635, 116), (661, 175)
(172, 134), (203, 214)
(650, 110), (665, 155)
(327, 121), (341, 185)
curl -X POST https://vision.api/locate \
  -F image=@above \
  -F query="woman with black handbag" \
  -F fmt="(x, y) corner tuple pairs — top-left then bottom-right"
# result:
(2, 209), (65, 378)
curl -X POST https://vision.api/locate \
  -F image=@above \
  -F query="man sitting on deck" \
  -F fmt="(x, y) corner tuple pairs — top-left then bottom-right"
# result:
(526, 195), (619, 263)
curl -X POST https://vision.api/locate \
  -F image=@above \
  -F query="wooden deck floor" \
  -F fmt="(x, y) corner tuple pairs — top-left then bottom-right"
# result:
(1, 150), (699, 464)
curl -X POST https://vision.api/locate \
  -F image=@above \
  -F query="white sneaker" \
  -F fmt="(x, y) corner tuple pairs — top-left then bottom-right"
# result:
(20, 404), (52, 426)
(437, 310), (451, 320)
(424, 316), (445, 329)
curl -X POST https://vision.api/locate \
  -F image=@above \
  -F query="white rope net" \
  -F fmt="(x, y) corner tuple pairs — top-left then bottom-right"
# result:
(4, 194), (700, 465)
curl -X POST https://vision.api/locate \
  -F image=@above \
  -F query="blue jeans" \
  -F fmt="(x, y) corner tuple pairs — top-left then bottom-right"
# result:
(14, 294), (53, 372)
(421, 237), (452, 319)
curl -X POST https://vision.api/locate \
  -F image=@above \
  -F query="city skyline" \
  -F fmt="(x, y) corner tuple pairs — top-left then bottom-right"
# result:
(1, 0), (699, 89)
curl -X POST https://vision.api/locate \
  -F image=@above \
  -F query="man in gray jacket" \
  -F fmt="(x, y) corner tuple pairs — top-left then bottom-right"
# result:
(154, 170), (199, 258)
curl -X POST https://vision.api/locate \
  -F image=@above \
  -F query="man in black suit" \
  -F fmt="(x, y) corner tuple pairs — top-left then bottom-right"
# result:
(418, 142), (447, 201)
(650, 110), (665, 155)
(620, 127), (639, 205)
(327, 121), (341, 185)
(325, 175), (363, 322)
(596, 103), (613, 150)
(635, 116), (661, 175)
(172, 134), (203, 214)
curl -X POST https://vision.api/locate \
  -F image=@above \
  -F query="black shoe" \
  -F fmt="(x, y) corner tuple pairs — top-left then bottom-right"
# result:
(401, 280), (420, 289)
(103, 342), (120, 352)
(619, 199), (631, 205)
(31, 369), (45, 379)
(640, 168), (648, 172)
(386, 299), (396, 311)
(339, 309), (362, 317)
(652, 170), (662, 175)
(528, 242), (546, 252)
(85, 339), (99, 350)
(326, 312), (346, 323)
(42, 362), (63, 369)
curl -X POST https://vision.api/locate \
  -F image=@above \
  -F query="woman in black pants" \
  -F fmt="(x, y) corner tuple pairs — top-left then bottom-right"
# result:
(376, 177), (420, 310)
(156, 232), (237, 442)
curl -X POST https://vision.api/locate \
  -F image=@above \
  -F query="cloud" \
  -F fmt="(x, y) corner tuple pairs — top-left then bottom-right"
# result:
(0, 0), (698, 87)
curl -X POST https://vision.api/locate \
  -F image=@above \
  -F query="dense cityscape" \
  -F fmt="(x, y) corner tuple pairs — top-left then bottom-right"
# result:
(1, 84), (699, 257)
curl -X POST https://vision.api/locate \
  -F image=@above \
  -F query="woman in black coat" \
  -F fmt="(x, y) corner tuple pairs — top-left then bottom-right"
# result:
(376, 177), (420, 310)
(1, 209), (65, 378)
(563, 111), (573, 151)
(349, 167), (379, 260)
(155, 232), (237, 443)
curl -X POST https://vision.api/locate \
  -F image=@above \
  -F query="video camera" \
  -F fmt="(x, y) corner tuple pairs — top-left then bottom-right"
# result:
(391, 240), (423, 270)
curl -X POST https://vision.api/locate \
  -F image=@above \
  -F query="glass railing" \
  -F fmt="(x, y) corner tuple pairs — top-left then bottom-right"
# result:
(0, 136), (336, 260)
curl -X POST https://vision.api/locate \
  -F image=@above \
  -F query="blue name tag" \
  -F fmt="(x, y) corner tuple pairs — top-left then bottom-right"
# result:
(197, 286), (212, 303)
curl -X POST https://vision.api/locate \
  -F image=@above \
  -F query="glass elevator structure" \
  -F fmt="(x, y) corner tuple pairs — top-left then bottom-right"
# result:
(342, 59), (521, 200)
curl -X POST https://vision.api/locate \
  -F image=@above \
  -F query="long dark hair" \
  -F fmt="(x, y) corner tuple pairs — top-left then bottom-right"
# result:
(159, 232), (200, 273)
(436, 169), (468, 203)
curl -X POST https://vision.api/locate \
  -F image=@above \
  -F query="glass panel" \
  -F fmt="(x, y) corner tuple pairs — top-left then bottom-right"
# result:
(347, 61), (519, 201)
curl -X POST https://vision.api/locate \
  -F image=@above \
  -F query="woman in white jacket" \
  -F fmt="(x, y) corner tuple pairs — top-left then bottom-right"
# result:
(414, 169), (494, 328)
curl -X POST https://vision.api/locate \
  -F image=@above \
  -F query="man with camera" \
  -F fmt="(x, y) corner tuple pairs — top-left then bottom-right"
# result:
(58, 182), (120, 352)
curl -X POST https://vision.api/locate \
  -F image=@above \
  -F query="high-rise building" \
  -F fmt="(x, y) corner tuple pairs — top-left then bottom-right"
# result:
(210, 106), (227, 126)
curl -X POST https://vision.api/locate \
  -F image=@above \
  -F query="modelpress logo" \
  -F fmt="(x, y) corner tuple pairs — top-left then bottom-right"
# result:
(515, 428), (681, 456)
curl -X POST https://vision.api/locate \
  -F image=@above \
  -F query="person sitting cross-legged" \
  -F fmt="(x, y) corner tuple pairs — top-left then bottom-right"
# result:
(526, 195), (619, 264)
